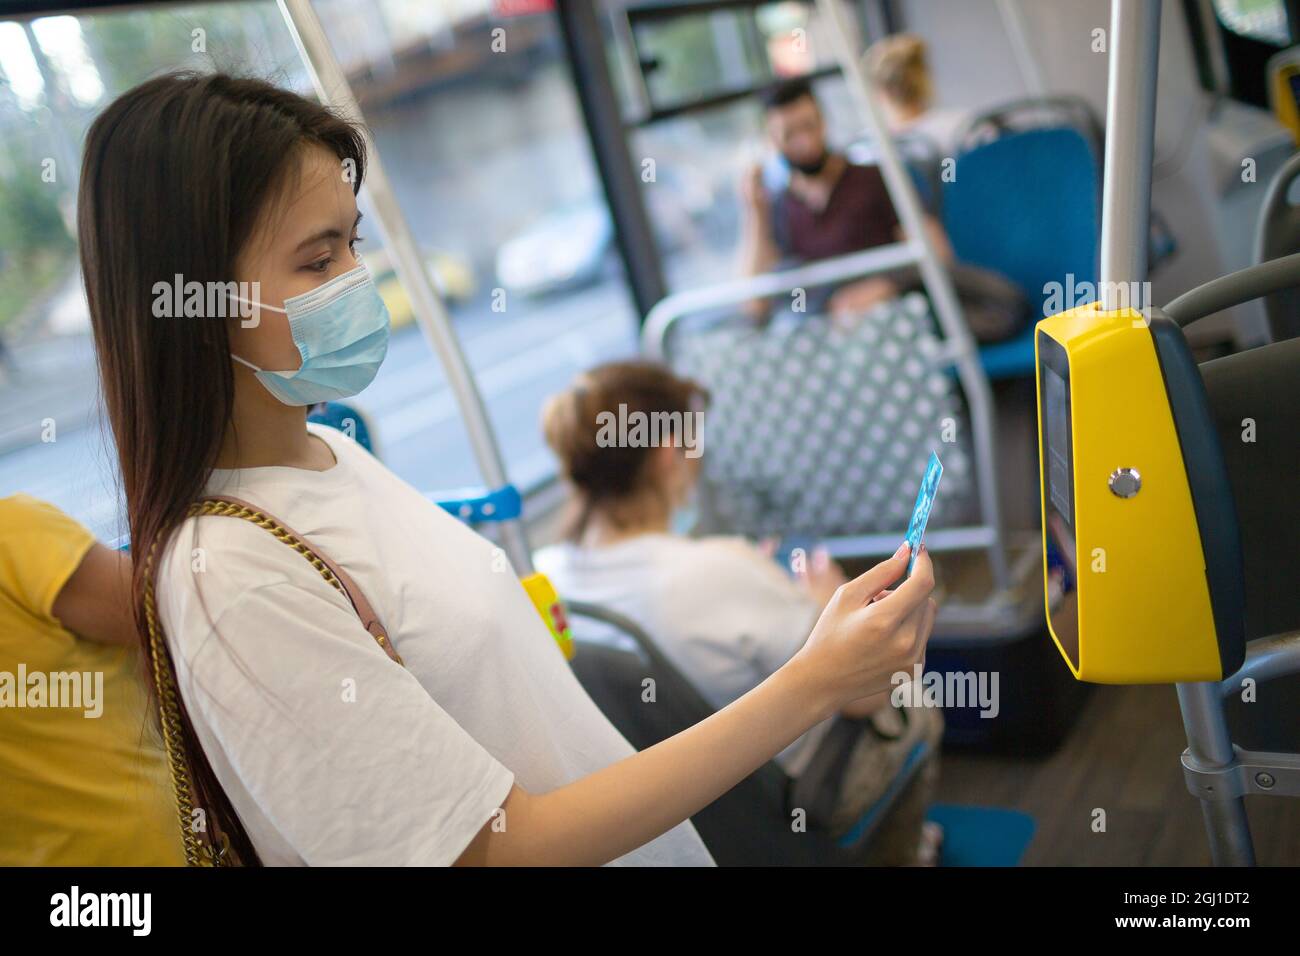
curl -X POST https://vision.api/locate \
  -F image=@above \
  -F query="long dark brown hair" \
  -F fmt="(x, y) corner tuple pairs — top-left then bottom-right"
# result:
(78, 72), (366, 865)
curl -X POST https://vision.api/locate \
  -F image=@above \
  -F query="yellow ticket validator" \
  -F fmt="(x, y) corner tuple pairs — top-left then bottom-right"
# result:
(1035, 303), (1245, 683)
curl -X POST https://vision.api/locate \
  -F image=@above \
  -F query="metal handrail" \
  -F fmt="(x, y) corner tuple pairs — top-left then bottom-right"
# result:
(1219, 632), (1300, 696)
(641, 246), (1006, 571)
(641, 4), (1011, 590)
(642, 0), (1011, 590)
(1164, 251), (1300, 327)
(1099, 0), (1161, 309)
(278, 0), (534, 574)
(818, 0), (1008, 591)
(642, 241), (926, 356)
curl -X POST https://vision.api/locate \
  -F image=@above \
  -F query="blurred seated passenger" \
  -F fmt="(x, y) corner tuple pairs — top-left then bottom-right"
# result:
(535, 362), (944, 865)
(737, 78), (1027, 342)
(867, 33), (970, 157)
(0, 495), (183, 865)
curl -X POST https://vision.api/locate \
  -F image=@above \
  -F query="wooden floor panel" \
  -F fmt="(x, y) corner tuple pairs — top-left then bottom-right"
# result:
(934, 683), (1300, 866)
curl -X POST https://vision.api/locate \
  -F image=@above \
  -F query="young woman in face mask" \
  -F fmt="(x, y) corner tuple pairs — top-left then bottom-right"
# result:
(81, 73), (936, 866)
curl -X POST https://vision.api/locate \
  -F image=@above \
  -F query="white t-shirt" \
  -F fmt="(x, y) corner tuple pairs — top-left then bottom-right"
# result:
(535, 534), (831, 776)
(156, 424), (713, 867)
(898, 107), (971, 157)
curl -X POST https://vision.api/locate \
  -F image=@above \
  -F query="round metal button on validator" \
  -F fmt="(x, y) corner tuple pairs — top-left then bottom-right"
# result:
(1108, 467), (1142, 498)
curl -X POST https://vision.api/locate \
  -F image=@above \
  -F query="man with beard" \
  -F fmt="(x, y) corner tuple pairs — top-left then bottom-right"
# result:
(738, 79), (1025, 340)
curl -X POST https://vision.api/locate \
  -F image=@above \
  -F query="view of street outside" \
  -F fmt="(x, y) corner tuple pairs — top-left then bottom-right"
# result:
(0, 0), (853, 540)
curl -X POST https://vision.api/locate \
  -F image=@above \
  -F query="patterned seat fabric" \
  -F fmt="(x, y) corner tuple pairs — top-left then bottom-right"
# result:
(667, 293), (979, 540)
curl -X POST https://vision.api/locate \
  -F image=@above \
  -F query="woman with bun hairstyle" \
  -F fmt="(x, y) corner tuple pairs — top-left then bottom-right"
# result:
(537, 361), (944, 865)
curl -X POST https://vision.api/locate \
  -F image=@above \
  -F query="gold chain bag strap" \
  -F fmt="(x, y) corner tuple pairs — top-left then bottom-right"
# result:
(143, 495), (403, 866)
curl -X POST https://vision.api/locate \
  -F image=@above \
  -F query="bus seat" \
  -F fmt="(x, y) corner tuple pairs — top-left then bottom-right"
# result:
(906, 158), (942, 218)
(961, 94), (1102, 154)
(306, 402), (526, 526)
(956, 95), (1104, 160)
(662, 293), (980, 543)
(956, 97), (1175, 277)
(308, 401), (378, 455)
(564, 599), (932, 865)
(429, 485), (523, 524)
(1253, 149), (1300, 341)
(972, 326), (1037, 380)
(943, 126), (1100, 379)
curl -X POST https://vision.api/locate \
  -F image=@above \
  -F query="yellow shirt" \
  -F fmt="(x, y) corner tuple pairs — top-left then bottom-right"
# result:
(0, 495), (184, 865)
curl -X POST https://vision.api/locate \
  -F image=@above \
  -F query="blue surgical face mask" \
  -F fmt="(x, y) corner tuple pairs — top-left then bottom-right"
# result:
(671, 484), (701, 536)
(231, 262), (390, 407)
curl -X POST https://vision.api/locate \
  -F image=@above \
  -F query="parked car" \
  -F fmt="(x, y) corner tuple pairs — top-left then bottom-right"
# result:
(364, 247), (477, 328)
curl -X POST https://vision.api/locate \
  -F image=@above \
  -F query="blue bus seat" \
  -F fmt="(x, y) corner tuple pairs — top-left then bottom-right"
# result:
(117, 401), (380, 551)
(308, 400), (377, 455)
(943, 127), (1100, 379)
(974, 325), (1038, 380)
(306, 402), (524, 525)
(429, 484), (522, 523)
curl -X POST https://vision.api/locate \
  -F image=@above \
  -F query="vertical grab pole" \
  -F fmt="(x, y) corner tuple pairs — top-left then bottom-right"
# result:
(1100, 0), (1253, 865)
(1099, 0), (1160, 311)
(1177, 683), (1256, 865)
(277, 0), (534, 574)
(817, 0), (1010, 592)
(994, 0), (1048, 99)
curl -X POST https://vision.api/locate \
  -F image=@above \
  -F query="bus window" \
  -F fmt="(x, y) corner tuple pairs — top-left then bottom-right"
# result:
(0, 4), (312, 539)
(624, 0), (843, 116)
(310, 0), (640, 493)
(611, 1), (868, 293)
(625, 73), (859, 293)
(611, 1), (863, 293)
(1212, 0), (1291, 46)
(0, 1), (639, 537)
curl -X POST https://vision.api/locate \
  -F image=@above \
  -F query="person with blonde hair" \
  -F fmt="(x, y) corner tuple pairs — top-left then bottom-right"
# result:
(866, 33), (970, 155)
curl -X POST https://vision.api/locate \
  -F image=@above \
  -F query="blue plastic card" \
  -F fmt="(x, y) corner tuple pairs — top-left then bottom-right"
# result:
(904, 451), (944, 575)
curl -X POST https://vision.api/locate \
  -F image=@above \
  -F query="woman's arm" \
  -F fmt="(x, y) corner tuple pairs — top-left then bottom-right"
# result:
(457, 545), (935, 865)
(51, 541), (137, 646)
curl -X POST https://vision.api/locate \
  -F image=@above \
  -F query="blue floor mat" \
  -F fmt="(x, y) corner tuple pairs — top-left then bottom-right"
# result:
(924, 804), (1036, 867)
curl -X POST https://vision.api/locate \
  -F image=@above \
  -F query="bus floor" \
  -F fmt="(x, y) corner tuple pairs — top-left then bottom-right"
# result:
(933, 681), (1300, 865)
